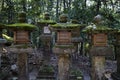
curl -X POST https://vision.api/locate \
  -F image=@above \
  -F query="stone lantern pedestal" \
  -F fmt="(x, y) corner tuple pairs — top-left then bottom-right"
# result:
(7, 44), (33, 80)
(90, 46), (113, 80)
(53, 44), (74, 80)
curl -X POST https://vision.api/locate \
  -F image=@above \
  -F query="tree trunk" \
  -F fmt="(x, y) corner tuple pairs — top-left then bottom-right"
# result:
(56, 0), (59, 22)
(96, 0), (101, 14)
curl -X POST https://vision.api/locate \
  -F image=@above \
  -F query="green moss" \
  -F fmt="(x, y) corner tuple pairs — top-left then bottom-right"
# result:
(7, 23), (37, 30)
(38, 20), (56, 24)
(40, 65), (54, 73)
(83, 25), (114, 33)
(51, 23), (85, 29)
(2, 34), (13, 42)
(70, 69), (82, 77)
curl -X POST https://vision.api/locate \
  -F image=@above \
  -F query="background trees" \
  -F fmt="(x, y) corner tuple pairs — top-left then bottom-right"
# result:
(0, 0), (119, 24)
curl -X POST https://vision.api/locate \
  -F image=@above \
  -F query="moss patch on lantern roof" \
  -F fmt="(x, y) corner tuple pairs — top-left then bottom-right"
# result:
(7, 23), (37, 30)
(51, 23), (85, 29)
(38, 20), (56, 24)
(82, 25), (114, 33)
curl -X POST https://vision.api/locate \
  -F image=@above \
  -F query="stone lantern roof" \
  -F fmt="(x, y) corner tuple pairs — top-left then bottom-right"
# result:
(50, 23), (85, 31)
(37, 12), (56, 24)
(59, 13), (68, 23)
(83, 15), (117, 34)
(7, 12), (37, 31)
(51, 13), (86, 31)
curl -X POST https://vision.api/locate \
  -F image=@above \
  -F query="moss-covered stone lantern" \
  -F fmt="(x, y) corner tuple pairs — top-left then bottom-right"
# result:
(7, 12), (36, 44)
(83, 15), (114, 80)
(37, 12), (56, 49)
(7, 12), (36, 80)
(111, 30), (120, 80)
(37, 12), (56, 63)
(51, 14), (84, 80)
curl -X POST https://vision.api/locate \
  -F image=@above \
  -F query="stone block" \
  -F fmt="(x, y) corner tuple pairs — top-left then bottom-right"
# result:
(90, 46), (113, 56)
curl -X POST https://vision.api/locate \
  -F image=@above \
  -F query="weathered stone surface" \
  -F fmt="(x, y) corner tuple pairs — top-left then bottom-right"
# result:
(40, 34), (52, 41)
(58, 55), (70, 80)
(91, 56), (105, 80)
(6, 44), (33, 54)
(18, 52), (28, 80)
(90, 46), (113, 56)
(53, 45), (75, 55)
(6, 44), (32, 80)
(71, 37), (83, 43)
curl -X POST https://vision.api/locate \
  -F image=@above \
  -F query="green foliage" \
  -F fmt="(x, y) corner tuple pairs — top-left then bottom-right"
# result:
(2, 34), (13, 42)
(40, 65), (54, 73)
(70, 69), (82, 77)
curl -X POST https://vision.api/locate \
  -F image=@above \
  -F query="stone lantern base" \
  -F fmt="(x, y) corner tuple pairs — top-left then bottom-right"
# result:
(90, 46), (114, 80)
(6, 44), (33, 80)
(53, 44), (75, 80)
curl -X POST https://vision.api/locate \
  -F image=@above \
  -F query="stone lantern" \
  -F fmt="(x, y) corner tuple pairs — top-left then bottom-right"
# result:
(83, 15), (114, 80)
(111, 30), (120, 80)
(51, 14), (83, 80)
(37, 12), (56, 62)
(7, 12), (36, 80)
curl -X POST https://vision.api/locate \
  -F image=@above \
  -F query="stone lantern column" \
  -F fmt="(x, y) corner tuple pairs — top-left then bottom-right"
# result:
(51, 14), (83, 80)
(111, 31), (120, 80)
(84, 15), (114, 80)
(7, 12), (36, 80)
